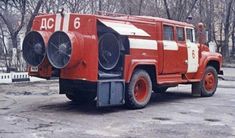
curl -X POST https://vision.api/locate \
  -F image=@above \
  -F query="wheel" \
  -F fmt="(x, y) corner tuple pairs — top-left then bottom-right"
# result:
(192, 66), (218, 97)
(125, 69), (152, 109)
(66, 94), (76, 101)
(65, 92), (96, 103)
(201, 66), (218, 97)
(154, 87), (168, 93)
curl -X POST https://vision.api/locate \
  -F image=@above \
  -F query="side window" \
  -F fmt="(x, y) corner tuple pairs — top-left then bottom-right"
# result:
(186, 28), (195, 42)
(163, 25), (174, 41)
(176, 27), (185, 41)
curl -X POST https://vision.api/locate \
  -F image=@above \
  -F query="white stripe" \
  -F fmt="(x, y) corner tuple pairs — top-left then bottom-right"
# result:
(185, 27), (196, 42)
(163, 40), (178, 50)
(192, 29), (196, 42)
(63, 13), (70, 32)
(99, 20), (150, 37)
(129, 39), (157, 50)
(186, 42), (199, 73)
(55, 14), (61, 31)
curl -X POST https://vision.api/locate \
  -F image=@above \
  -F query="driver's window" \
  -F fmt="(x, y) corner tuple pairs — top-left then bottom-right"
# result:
(177, 27), (185, 41)
(186, 28), (195, 42)
(163, 25), (174, 41)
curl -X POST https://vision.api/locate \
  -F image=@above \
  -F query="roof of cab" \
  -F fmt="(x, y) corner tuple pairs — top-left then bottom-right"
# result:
(122, 16), (194, 27)
(97, 14), (194, 28)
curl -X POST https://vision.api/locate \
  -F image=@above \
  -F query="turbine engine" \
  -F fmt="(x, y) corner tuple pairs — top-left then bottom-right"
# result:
(23, 31), (51, 66)
(47, 31), (84, 69)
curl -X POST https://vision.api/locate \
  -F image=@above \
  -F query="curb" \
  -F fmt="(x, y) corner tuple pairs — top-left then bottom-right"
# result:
(219, 75), (235, 81)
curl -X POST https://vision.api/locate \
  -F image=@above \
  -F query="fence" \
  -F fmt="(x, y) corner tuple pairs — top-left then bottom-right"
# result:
(0, 72), (46, 84)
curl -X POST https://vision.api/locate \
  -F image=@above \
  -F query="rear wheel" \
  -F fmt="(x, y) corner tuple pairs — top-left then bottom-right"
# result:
(154, 87), (168, 93)
(125, 69), (152, 109)
(66, 94), (76, 101)
(65, 92), (96, 103)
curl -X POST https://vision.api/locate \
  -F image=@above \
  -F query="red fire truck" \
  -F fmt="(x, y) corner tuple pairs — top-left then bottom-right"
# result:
(22, 12), (223, 109)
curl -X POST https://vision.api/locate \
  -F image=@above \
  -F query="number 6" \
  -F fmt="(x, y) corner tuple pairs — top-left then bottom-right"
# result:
(74, 17), (80, 29)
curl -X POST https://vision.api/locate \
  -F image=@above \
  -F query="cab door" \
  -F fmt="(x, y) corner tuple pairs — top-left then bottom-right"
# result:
(162, 25), (179, 74)
(175, 27), (188, 73)
(185, 28), (199, 73)
(162, 25), (188, 74)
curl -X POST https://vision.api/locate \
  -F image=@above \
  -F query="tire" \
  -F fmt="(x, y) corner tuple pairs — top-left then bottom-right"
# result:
(201, 66), (218, 97)
(125, 69), (152, 109)
(66, 94), (76, 101)
(192, 66), (218, 97)
(65, 92), (96, 103)
(154, 87), (168, 93)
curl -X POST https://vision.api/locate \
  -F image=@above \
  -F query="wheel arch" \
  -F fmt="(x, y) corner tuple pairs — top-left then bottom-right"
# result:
(207, 60), (220, 73)
(125, 65), (154, 109)
(195, 54), (222, 80)
(125, 61), (157, 85)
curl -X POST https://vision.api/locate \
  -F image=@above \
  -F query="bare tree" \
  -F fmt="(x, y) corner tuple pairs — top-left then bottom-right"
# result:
(41, 0), (66, 13)
(231, 7), (235, 57)
(0, 23), (11, 72)
(0, 0), (44, 71)
(222, 0), (233, 59)
(0, 0), (26, 70)
(162, 0), (199, 21)
(0, 0), (26, 49)
(163, 0), (171, 19)
(25, 0), (44, 34)
(66, 0), (90, 13)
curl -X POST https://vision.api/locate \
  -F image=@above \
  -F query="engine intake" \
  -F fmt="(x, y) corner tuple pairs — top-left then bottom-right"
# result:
(47, 31), (83, 69)
(98, 33), (120, 71)
(23, 31), (49, 67)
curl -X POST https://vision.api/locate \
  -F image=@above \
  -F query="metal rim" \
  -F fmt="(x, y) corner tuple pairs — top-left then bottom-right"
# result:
(134, 77), (149, 102)
(204, 71), (216, 92)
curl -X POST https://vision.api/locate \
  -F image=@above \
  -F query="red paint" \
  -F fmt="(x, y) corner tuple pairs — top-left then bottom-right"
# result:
(204, 71), (216, 91)
(134, 77), (149, 102)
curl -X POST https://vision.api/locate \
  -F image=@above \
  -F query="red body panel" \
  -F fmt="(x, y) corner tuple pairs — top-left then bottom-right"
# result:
(195, 51), (223, 80)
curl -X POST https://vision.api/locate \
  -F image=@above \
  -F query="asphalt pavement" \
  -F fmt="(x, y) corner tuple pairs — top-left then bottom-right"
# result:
(0, 68), (234, 138)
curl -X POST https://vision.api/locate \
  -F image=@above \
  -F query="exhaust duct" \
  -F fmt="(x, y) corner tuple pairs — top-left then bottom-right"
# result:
(47, 31), (83, 69)
(98, 33), (120, 71)
(23, 31), (49, 67)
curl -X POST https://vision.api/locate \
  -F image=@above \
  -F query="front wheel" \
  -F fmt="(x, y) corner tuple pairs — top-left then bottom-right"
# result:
(201, 66), (218, 96)
(192, 66), (218, 97)
(154, 87), (168, 93)
(125, 69), (152, 109)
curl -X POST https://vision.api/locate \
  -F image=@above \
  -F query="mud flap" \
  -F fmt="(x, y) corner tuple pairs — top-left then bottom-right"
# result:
(192, 82), (202, 97)
(97, 80), (125, 107)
